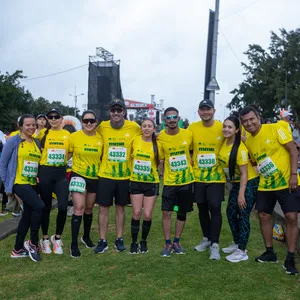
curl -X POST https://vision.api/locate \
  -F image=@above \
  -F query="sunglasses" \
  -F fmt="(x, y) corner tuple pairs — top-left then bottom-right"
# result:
(48, 115), (61, 120)
(82, 118), (97, 124)
(110, 107), (123, 114)
(165, 114), (178, 120)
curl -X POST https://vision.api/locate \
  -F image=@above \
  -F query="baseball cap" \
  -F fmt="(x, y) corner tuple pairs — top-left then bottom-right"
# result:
(108, 99), (125, 110)
(36, 114), (47, 120)
(46, 108), (61, 116)
(198, 99), (214, 109)
(280, 110), (292, 118)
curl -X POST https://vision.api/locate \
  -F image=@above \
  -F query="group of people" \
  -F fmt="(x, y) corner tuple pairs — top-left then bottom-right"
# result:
(0, 98), (299, 277)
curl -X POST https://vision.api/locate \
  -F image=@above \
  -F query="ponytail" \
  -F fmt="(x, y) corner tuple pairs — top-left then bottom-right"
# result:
(40, 128), (50, 150)
(152, 132), (159, 168)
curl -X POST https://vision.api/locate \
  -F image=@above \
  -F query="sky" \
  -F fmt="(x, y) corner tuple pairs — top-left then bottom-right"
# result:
(1, 0), (299, 122)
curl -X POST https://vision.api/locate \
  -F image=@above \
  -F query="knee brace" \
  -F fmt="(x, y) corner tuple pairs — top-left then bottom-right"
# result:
(177, 212), (186, 222)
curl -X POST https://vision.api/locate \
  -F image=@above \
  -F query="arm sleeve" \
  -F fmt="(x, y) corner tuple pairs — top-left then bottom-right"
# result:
(0, 138), (14, 183)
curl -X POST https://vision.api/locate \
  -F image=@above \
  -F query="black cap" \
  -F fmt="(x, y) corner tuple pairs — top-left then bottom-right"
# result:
(36, 114), (47, 120)
(108, 99), (125, 110)
(46, 108), (61, 116)
(198, 99), (214, 109)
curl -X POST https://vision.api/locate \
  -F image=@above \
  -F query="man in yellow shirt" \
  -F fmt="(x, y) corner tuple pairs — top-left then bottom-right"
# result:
(94, 99), (140, 254)
(158, 107), (194, 257)
(240, 106), (300, 275)
(188, 99), (225, 260)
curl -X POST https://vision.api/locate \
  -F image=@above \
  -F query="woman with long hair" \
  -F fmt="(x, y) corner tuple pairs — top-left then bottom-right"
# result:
(0, 114), (44, 262)
(129, 119), (159, 254)
(68, 110), (103, 258)
(37, 108), (70, 255)
(218, 115), (259, 262)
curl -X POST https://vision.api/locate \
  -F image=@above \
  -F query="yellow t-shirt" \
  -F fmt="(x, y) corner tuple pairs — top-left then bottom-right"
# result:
(14, 140), (41, 185)
(9, 130), (20, 138)
(245, 123), (299, 191)
(96, 120), (141, 180)
(38, 129), (70, 167)
(188, 120), (226, 183)
(33, 128), (46, 138)
(69, 130), (103, 179)
(277, 120), (292, 136)
(130, 135), (159, 183)
(218, 140), (258, 182)
(158, 129), (194, 186)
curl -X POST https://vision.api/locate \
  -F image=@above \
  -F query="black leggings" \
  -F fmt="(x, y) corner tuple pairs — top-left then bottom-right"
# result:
(13, 184), (44, 250)
(1, 182), (8, 211)
(38, 166), (69, 236)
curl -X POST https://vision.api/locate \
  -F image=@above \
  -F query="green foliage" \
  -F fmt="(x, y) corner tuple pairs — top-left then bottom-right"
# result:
(0, 70), (77, 132)
(228, 28), (300, 119)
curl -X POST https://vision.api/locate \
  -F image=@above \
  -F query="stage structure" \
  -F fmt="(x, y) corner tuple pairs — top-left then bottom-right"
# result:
(88, 47), (124, 121)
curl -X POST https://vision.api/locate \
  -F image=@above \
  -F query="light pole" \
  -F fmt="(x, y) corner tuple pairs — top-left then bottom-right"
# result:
(69, 86), (84, 117)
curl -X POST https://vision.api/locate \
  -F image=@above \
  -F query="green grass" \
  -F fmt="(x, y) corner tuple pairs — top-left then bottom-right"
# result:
(0, 191), (300, 300)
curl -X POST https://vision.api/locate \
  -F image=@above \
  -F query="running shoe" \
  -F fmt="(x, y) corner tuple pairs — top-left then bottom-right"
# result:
(283, 259), (299, 275)
(226, 249), (248, 263)
(39, 238), (52, 254)
(0, 211), (8, 216)
(172, 242), (185, 254)
(10, 248), (29, 258)
(12, 211), (22, 217)
(194, 237), (211, 252)
(50, 235), (63, 254)
(129, 242), (139, 254)
(209, 243), (221, 260)
(24, 240), (41, 262)
(81, 236), (95, 248)
(161, 244), (173, 257)
(70, 245), (81, 258)
(255, 251), (278, 263)
(140, 240), (148, 254)
(94, 239), (109, 254)
(114, 238), (126, 252)
(222, 242), (238, 254)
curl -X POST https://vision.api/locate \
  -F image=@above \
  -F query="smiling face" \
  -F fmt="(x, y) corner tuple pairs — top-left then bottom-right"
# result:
(20, 117), (36, 137)
(198, 106), (215, 122)
(223, 119), (239, 138)
(82, 113), (97, 133)
(47, 113), (62, 129)
(240, 111), (261, 135)
(141, 119), (155, 138)
(109, 105), (125, 124)
(164, 110), (179, 130)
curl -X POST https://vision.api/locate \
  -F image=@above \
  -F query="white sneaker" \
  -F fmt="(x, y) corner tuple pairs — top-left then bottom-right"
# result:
(194, 237), (211, 252)
(222, 242), (238, 254)
(40, 239), (52, 254)
(209, 243), (221, 260)
(50, 235), (63, 254)
(226, 249), (248, 263)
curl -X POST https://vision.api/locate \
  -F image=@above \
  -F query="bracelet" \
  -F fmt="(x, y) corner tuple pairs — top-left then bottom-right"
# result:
(291, 173), (298, 175)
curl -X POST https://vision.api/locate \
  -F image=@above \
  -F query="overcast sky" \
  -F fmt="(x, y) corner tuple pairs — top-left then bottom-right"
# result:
(1, 0), (299, 122)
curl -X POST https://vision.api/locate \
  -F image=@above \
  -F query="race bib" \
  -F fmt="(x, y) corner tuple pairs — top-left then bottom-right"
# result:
(69, 176), (86, 193)
(108, 147), (127, 162)
(257, 157), (278, 178)
(169, 155), (188, 172)
(47, 149), (66, 165)
(198, 153), (216, 168)
(133, 159), (151, 175)
(22, 160), (38, 178)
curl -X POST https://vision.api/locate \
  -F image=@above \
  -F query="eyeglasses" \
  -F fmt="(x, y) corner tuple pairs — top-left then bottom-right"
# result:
(82, 118), (97, 124)
(48, 115), (61, 120)
(165, 114), (178, 120)
(110, 107), (123, 114)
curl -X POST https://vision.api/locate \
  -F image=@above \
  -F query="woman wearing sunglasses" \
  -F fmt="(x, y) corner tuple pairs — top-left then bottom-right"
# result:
(0, 114), (44, 262)
(37, 108), (70, 255)
(129, 119), (160, 254)
(68, 110), (103, 258)
(218, 114), (259, 263)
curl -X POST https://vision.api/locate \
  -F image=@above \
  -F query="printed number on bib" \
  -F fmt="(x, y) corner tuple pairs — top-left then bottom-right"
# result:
(198, 153), (216, 168)
(47, 149), (66, 165)
(257, 157), (278, 178)
(22, 161), (38, 178)
(169, 155), (188, 172)
(108, 147), (127, 162)
(69, 177), (86, 193)
(133, 159), (151, 175)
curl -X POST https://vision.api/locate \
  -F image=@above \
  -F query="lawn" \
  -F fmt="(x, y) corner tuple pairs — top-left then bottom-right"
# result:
(0, 191), (299, 300)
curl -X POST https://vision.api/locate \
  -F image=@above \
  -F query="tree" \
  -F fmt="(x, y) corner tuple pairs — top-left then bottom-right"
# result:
(227, 28), (300, 119)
